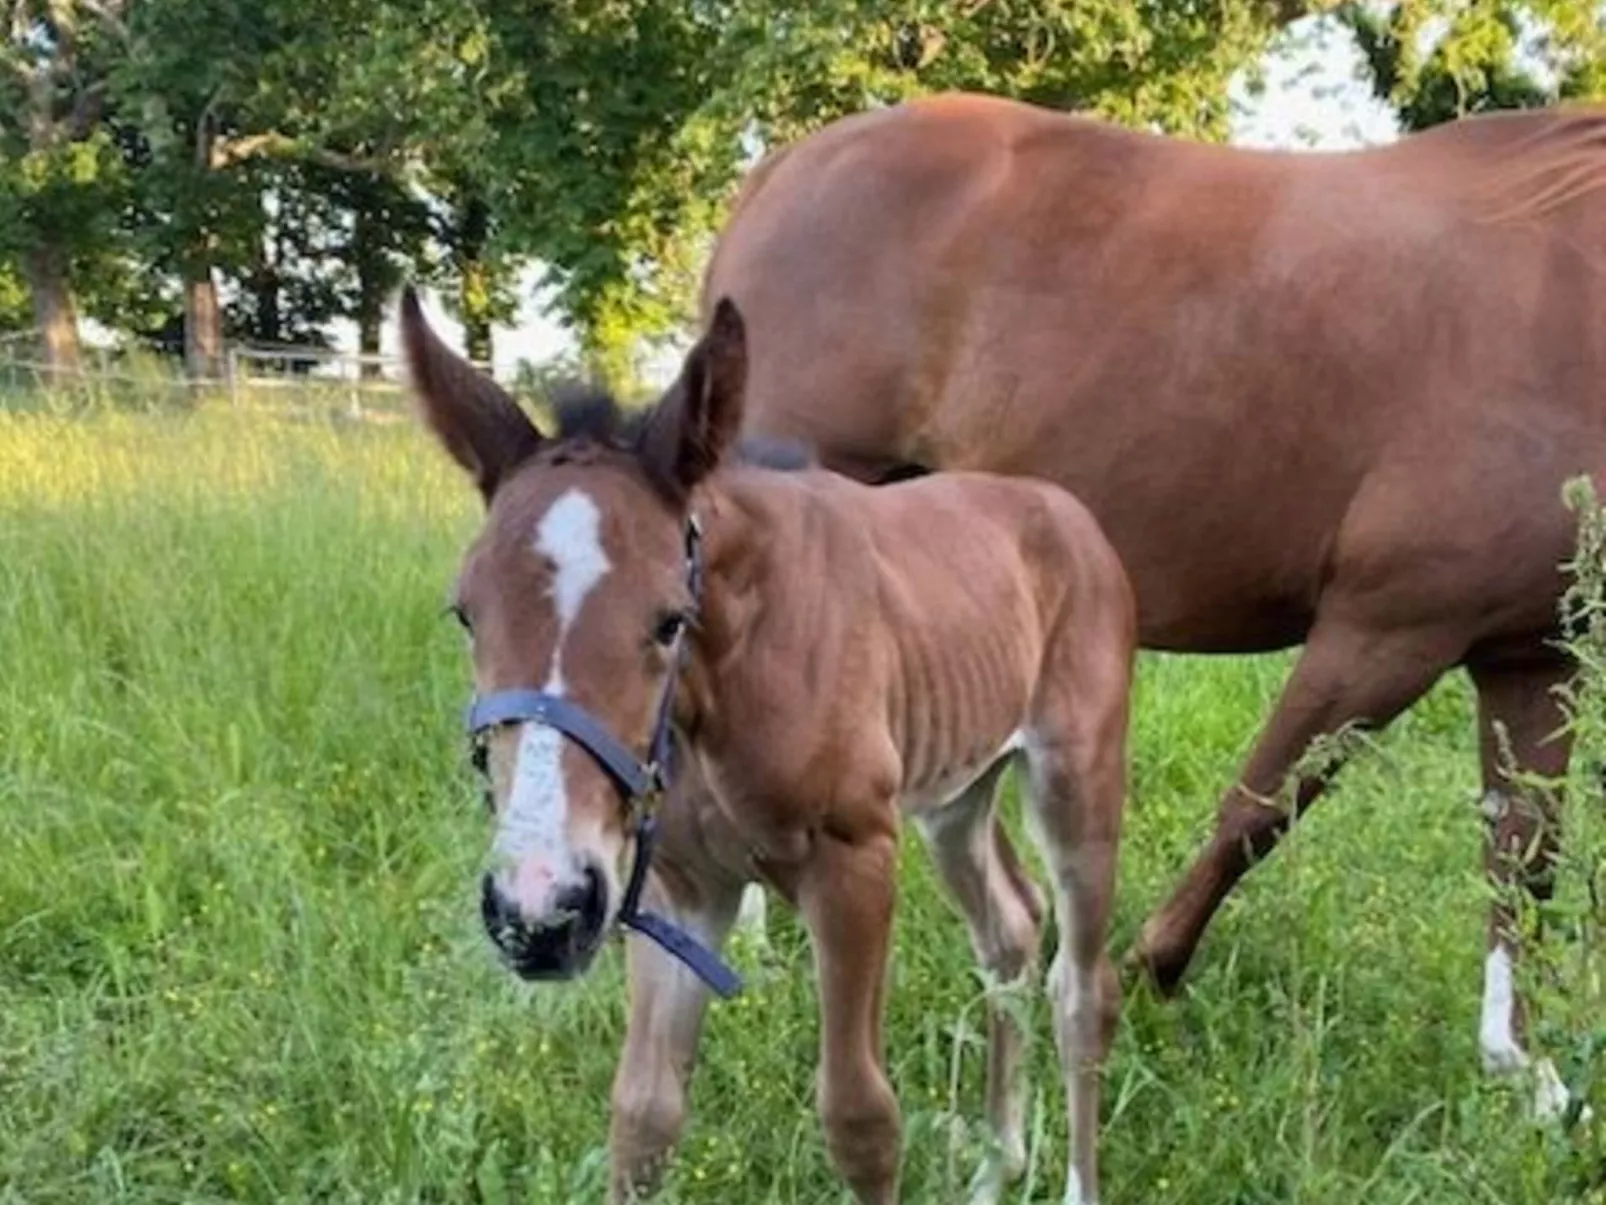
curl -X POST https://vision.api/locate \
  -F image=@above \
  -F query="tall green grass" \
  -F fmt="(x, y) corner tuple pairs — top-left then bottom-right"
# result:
(1, 405), (1601, 1203)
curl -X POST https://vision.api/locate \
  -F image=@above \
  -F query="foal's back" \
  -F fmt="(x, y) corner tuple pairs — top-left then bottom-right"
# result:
(717, 464), (1135, 817)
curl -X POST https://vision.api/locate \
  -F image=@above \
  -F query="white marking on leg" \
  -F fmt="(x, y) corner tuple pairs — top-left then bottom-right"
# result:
(1532, 1057), (1572, 1122)
(734, 883), (769, 946)
(494, 487), (612, 909)
(1063, 1166), (1086, 1205)
(1479, 946), (1524, 1075)
(1480, 947), (1590, 1124)
(1480, 789), (1508, 824)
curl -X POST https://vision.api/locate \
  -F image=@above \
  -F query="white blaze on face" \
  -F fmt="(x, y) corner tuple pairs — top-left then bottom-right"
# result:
(494, 488), (611, 910)
(534, 487), (612, 693)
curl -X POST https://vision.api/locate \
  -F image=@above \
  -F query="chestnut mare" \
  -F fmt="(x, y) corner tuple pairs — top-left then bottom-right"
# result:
(402, 290), (1137, 1203)
(702, 92), (1606, 1117)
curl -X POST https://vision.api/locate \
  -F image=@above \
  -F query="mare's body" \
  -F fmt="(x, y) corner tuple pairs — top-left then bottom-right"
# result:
(702, 91), (1606, 1107)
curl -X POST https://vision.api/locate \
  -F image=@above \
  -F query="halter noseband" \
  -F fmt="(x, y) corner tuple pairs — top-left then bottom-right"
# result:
(462, 515), (742, 999)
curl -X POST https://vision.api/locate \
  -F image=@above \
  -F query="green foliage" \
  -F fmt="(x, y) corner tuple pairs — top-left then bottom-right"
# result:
(469, 1), (726, 376)
(0, 260), (28, 331)
(0, 2), (140, 342)
(1341, 1), (1606, 131)
(8, 0), (1605, 377)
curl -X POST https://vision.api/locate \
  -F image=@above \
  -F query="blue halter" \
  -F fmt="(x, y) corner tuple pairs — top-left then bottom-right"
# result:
(462, 515), (742, 999)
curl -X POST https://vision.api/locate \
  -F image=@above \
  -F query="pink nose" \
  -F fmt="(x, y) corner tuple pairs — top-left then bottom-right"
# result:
(508, 858), (560, 916)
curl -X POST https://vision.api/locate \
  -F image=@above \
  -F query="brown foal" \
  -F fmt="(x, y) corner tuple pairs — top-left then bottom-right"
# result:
(402, 290), (1136, 1203)
(703, 92), (1606, 1117)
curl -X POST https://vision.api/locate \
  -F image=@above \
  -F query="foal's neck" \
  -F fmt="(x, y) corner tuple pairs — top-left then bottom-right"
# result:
(678, 469), (849, 738)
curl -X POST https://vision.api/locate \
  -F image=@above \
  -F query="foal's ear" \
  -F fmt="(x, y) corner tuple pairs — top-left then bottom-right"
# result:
(399, 286), (543, 503)
(640, 297), (748, 501)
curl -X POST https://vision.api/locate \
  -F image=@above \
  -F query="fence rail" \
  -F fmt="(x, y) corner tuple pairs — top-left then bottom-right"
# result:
(0, 339), (500, 420)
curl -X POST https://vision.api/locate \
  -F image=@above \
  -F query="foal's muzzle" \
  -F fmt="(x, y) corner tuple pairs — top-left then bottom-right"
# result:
(480, 866), (609, 980)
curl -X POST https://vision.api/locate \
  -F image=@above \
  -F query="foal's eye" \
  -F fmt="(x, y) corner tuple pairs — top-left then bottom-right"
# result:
(651, 611), (686, 647)
(447, 604), (471, 632)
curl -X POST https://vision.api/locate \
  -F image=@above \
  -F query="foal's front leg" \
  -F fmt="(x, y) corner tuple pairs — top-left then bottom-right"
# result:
(609, 865), (745, 1203)
(799, 828), (903, 1204)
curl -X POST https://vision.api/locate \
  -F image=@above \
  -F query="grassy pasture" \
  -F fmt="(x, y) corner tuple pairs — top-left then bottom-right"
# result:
(1, 402), (1603, 1204)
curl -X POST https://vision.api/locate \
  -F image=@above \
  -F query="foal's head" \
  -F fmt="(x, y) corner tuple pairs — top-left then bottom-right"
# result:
(401, 289), (748, 980)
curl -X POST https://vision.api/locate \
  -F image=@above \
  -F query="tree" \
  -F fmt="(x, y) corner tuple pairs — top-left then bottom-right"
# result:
(0, 0), (132, 383)
(104, 0), (499, 377)
(319, 169), (434, 374)
(7, 0), (1457, 391)
(1340, 0), (1606, 131)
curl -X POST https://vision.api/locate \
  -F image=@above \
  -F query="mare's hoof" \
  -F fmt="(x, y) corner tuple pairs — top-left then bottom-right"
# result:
(1121, 935), (1192, 999)
(1527, 1058), (1593, 1127)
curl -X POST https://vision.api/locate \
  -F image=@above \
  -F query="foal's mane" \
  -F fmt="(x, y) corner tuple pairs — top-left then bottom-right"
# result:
(541, 381), (816, 474)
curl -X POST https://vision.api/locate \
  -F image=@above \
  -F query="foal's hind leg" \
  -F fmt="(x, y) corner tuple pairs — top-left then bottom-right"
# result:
(916, 757), (1046, 1203)
(1469, 649), (1579, 1122)
(1130, 615), (1462, 995)
(610, 862), (746, 1202)
(1022, 641), (1132, 1205)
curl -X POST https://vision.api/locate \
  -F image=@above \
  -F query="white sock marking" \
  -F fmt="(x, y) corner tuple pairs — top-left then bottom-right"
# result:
(735, 882), (769, 943)
(1532, 1057), (1573, 1122)
(1479, 947), (1588, 1123)
(495, 488), (611, 896)
(1479, 946), (1523, 1074)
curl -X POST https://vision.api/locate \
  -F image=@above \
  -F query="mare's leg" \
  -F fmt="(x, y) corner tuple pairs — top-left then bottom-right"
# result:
(1469, 648), (1577, 1121)
(1130, 615), (1461, 995)
(915, 757), (1046, 1204)
(609, 863), (746, 1202)
(800, 829), (902, 1204)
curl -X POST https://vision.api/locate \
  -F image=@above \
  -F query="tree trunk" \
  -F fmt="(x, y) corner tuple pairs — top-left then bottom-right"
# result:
(457, 193), (493, 366)
(21, 9), (84, 389)
(357, 306), (383, 378)
(185, 264), (224, 380)
(255, 270), (281, 345)
(352, 198), (385, 379)
(23, 243), (81, 387)
(185, 109), (225, 381)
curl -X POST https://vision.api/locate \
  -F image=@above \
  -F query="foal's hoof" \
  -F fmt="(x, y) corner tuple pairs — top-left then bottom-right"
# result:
(964, 1143), (1026, 1205)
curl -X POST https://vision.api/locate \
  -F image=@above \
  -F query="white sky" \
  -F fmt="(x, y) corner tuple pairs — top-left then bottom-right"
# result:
(356, 13), (1404, 386)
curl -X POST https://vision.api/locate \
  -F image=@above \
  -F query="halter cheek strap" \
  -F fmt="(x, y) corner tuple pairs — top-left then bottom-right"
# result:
(462, 515), (742, 1000)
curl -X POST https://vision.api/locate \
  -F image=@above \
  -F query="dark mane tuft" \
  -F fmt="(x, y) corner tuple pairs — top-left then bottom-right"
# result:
(547, 381), (646, 447)
(538, 378), (813, 478)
